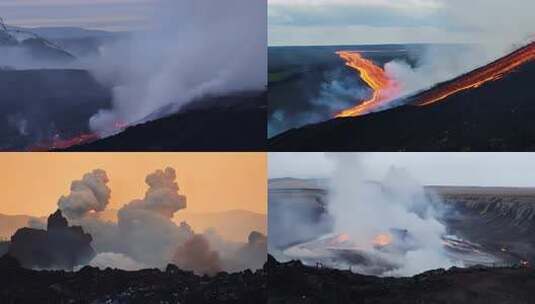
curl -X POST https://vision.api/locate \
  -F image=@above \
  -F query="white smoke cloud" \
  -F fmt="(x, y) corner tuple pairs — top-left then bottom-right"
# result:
(89, 0), (267, 135)
(86, 252), (147, 271)
(58, 169), (111, 220)
(327, 153), (456, 276)
(381, 0), (535, 105)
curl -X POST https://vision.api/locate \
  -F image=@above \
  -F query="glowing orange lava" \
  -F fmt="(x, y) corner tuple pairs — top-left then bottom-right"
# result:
(336, 51), (400, 117)
(373, 233), (393, 247)
(336, 233), (351, 242)
(29, 133), (100, 151)
(414, 42), (535, 106)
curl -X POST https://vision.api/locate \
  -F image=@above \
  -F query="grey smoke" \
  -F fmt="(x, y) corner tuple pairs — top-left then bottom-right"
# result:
(88, 0), (267, 135)
(326, 153), (456, 276)
(58, 167), (265, 273)
(58, 169), (111, 220)
(381, 0), (535, 108)
(173, 234), (222, 276)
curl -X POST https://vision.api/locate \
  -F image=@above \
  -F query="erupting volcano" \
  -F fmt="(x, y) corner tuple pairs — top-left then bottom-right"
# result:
(336, 51), (400, 117)
(413, 41), (535, 106)
(270, 40), (535, 151)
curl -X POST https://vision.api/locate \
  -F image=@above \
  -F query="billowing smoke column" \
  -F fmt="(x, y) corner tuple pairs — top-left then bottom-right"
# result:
(57, 167), (265, 274)
(89, 0), (267, 135)
(173, 234), (222, 276)
(58, 170), (111, 219)
(117, 167), (191, 266)
(326, 153), (454, 276)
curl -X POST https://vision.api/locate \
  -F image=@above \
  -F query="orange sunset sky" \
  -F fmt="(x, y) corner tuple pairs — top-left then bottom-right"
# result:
(0, 153), (267, 217)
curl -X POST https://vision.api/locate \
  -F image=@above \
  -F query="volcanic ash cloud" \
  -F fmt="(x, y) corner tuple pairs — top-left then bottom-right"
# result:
(56, 166), (266, 274)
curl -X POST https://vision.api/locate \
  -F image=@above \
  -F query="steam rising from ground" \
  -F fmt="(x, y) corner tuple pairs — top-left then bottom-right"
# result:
(87, 253), (146, 271)
(327, 154), (455, 276)
(271, 154), (458, 276)
(89, 0), (267, 135)
(381, 0), (535, 107)
(57, 167), (265, 275)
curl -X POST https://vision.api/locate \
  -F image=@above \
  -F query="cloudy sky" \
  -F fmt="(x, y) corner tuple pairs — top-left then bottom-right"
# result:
(269, 0), (535, 46)
(0, 153), (266, 216)
(269, 153), (535, 188)
(0, 0), (154, 31)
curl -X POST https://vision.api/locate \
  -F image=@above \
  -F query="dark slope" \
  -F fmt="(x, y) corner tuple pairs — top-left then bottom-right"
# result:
(0, 254), (266, 304)
(65, 92), (267, 152)
(269, 61), (535, 151)
(0, 69), (111, 150)
(268, 256), (535, 304)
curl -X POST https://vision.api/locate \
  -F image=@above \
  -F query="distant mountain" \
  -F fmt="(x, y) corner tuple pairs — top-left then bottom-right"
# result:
(0, 209), (266, 244)
(0, 19), (75, 63)
(8, 26), (117, 40)
(0, 214), (36, 240)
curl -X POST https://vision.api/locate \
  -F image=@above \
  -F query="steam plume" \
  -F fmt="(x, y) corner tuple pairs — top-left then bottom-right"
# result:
(327, 153), (454, 276)
(89, 0), (267, 135)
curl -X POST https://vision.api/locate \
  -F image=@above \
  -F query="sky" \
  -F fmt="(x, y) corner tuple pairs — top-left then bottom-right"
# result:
(269, 153), (535, 188)
(269, 0), (535, 46)
(0, 0), (154, 31)
(0, 153), (267, 216)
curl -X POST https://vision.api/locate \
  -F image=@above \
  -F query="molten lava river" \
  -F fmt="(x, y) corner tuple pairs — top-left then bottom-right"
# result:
(337, 42), (535, 117)
(335, 51), (400, 117)
(413, 41), (535, 106)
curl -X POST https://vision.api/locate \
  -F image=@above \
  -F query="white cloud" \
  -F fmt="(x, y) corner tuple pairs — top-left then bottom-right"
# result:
(269, 153), (535, 188)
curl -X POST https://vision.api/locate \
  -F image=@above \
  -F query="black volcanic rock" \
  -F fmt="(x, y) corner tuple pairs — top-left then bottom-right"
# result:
(64, 92), (267, 152)
(0, 260), (267, 304)
(0, 241), (9, 256)
(47, 209), (68, 230)
(0, 254), (19, 269)
(8, 210), (95, 270)
(268, 255), (535, 304)
(270, 61), (535, 151)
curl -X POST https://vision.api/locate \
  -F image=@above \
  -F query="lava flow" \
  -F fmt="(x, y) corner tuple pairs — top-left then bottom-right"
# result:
(336, 51), (400, 117)
(27, 120), (131, 151)
(414, 41), (535, 106)
(373, 233), (393, 247)
(29, 133), (100, 151)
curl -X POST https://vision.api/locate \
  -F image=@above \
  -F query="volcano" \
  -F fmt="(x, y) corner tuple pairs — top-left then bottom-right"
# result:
(61, 91), (267, 152)
(269, 42), (535, 151)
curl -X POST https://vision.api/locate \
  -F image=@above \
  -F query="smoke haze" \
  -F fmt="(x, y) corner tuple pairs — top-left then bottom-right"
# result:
(56, 167), (265, 275)
(327, 153), (455, 276)
(88, 0), (267, 135)
(380, 0), (535, 107)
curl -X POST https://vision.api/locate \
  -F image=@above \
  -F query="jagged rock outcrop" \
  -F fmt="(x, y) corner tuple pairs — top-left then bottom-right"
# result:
(268, 255), (535, 304)
(0, 255), (267, 304)
(7, 209), (95, 270)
